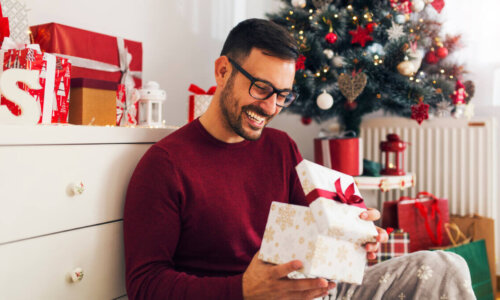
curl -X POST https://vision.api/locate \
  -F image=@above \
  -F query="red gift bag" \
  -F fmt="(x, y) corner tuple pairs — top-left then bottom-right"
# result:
(382, 192), (450, 252)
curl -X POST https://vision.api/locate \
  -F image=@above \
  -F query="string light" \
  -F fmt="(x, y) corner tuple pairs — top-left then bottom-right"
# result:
(415, 79), (421, 83)
(334, 14), (339, 18)
(440, 69), (445, 73)
(299, 30), (304, 34)
(291, 25), (295, 29)
(347, 5), (353, 10)
(309, 16), (313, 20)
(433, 80), (437, 84)
(409, 76), (414, 81)
(309, 9), (314, 13)
(450, 75), (454, 79)
(289, 10), (294, 15)
(353, 16), (358, 21)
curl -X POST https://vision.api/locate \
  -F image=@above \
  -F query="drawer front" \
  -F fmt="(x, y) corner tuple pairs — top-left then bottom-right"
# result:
(0, 144), (151, 244)
(0, 221), (126, 300)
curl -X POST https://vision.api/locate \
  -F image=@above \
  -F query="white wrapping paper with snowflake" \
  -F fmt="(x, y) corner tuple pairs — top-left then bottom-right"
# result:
(260, 160), (378, 284)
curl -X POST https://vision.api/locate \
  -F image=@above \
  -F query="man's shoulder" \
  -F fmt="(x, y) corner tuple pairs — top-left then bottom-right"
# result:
(155, 121), (199, 150)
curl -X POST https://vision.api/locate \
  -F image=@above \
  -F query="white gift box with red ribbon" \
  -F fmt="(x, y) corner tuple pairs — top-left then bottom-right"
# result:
(188, 84), (215, 122)
(260, 160), (378, 284)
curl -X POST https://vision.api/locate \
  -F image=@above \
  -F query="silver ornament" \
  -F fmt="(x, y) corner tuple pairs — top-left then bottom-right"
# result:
(332, 55), (345, 67)
(411, 0), (426, 12)
(312, 0), (332, 9)
(323, 49), (334, 59)
(291, 0), (307, 8)
(395, 14), (406, 24)
(316, 90), (334, 110)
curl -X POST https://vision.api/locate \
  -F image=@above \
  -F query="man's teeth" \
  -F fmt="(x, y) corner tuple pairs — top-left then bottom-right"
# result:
(246, 111), (264, 123)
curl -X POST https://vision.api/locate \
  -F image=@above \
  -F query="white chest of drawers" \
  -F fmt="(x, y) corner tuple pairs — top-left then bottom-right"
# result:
(0, 125), (175, 300)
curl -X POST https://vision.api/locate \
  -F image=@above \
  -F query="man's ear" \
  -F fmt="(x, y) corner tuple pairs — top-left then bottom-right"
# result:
(214, 56), (232, 88)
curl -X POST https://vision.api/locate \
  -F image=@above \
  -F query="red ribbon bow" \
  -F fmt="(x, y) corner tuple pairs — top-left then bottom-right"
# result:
(305, 178), (363, 205)
(0, 2), (10, 42)
(188, 84), (216, 95)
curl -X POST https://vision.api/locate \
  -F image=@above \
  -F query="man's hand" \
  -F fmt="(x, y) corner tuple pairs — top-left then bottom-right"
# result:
(242, 252), (336, 300)
(360, 208), (389, 260)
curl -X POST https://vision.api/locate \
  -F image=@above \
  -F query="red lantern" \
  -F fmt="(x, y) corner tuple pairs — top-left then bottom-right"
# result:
(380, 134), (407, 176)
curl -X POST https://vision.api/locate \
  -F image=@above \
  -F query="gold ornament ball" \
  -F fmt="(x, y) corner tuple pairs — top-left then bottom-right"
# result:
(397, 61), (415, 76)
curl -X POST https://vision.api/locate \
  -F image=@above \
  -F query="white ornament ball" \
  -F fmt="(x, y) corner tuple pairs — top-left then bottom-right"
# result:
(323, 49), (334, 59)
(397, 61), (415, 76)
(332, 55), (345, 67)
(316, 90), (334, 110)
(291, 0), (307, 8)
(395, 14), (406, 24)
(411, 0), (426, 12)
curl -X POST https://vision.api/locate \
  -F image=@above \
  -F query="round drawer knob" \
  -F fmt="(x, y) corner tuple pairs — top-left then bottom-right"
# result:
(70, 181), (85, 195)
(70, 268), (84, 282)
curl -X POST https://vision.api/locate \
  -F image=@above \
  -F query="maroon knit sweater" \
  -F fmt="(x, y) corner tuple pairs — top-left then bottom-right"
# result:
(123, 119), (308, 299)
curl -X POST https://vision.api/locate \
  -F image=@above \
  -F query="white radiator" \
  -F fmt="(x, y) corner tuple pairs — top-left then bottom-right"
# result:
(360, 117), (497, 220)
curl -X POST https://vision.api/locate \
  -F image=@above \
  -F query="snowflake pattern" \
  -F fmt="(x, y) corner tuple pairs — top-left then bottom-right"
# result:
(276, 205), (296, 231)
(462, 279), (474, 294)
(440, 294), (448, 300)
(416, 265), (433, 281)
(303, 210), (315, 225)
(300, 171), (315, 195)
(398, 292), (406, 300)
(263, 226), (275, 243)
(328, 227), (345, 238)
(379, 272), (391, 284)
(336, 244), (348, 262)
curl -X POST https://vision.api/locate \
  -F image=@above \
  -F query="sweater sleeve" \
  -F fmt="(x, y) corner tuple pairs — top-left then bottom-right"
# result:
(123, 146), (244, 300)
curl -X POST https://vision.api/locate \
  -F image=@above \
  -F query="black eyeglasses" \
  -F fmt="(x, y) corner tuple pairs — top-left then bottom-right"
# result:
(227, 57), (298, 108)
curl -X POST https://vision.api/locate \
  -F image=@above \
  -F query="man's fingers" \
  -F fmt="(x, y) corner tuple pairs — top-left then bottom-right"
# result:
(365, 242), (380, 252)
(376, 226), (389, 243)
(291, 287), (330, 300)
(360, 207), (381, 221)
(271, 260), (303, 279)
(280, 277), (328, 292)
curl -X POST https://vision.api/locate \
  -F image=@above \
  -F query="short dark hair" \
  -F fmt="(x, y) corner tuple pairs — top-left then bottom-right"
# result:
(220, 18), (299, 63)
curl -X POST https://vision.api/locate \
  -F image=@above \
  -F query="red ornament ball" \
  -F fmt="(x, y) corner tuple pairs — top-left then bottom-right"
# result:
(301, 116), (312, 125)
(425, 51), (439, 64)
(436, 47), (448, 58)
(325, 32), (338, 44)
(366, 22), (377, 33)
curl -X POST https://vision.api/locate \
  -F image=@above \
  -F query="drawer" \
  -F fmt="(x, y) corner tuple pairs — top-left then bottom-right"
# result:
(0, 144), (150, 244)
(0, 221), (126, 300)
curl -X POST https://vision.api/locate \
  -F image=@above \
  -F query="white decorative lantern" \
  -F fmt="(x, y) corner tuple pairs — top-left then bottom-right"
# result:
(138, 81), (167, 127)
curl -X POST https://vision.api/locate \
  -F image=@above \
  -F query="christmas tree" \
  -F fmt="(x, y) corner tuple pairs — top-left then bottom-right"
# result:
(268, 0), (474, 133)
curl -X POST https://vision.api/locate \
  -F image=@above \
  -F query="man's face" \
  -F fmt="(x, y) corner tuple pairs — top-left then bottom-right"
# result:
(219, 49), (295, 141)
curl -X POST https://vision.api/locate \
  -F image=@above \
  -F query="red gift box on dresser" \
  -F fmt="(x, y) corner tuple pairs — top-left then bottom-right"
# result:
(314, 135), (363, 176)
(29, 23), (142, 88)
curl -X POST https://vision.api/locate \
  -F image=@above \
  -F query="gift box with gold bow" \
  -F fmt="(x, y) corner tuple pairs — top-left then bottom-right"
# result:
(260, 160), (378, 284)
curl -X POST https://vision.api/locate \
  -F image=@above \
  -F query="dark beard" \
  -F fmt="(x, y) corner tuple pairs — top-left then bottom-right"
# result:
(219, 76), (272, 141)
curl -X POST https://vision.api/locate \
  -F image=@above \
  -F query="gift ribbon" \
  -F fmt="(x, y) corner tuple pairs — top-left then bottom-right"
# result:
(305, 178), (363, 205)
(48, 37), (142, 82)
(413, 192), (444, 246)
(188, 84), (216, 95)
(0, 2), (10, 43)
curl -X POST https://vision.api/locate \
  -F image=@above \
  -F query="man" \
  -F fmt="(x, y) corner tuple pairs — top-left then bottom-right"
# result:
(124, 19), (474, 300)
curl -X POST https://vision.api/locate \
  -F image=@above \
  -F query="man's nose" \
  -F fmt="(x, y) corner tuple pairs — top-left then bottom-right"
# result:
(259, 93), (279, 115)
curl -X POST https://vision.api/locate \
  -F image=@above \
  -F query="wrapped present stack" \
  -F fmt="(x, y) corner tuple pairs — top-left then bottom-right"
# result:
(30, 22), (143, 126)
(188, 84), (215, 122)
(260, 159), (378, 284)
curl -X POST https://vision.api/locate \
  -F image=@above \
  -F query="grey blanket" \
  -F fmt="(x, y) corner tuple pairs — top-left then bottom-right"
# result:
(325, 251), (476, 300)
